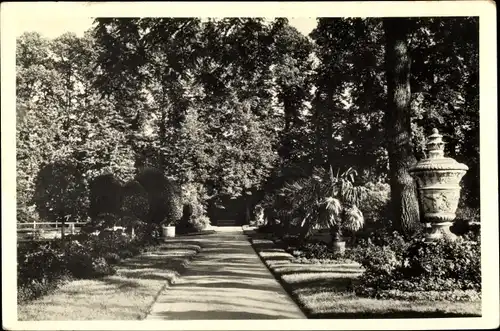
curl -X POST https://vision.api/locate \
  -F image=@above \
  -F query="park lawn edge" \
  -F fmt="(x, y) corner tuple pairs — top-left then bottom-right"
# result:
(17, 238), (203, 321)
(247, 231), (481, 318)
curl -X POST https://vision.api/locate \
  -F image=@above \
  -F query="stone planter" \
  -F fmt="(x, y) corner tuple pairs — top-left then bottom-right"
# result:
(409, 129), (468, 242)
(331, 240), (346, 255)
(162, 225), (176, 240)
(330, 227), (346, 255)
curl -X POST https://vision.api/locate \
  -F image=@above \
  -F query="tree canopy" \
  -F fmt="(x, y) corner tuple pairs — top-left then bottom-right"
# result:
(17, 17), (479, 234)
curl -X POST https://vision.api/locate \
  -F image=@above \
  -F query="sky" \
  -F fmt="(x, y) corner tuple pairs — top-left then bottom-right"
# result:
(15, 17), (317, 39)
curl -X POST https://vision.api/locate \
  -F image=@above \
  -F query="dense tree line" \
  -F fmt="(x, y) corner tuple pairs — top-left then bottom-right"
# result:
(16, 17), (479, 235)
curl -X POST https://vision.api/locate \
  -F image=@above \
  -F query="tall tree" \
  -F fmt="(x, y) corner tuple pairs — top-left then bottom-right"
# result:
(311, 18), (388, 179)
(383, 18), (420, 235)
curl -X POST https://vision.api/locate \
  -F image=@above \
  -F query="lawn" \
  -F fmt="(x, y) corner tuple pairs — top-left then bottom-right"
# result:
(249, 233), (481, 319)
(17, 239), (203, 320)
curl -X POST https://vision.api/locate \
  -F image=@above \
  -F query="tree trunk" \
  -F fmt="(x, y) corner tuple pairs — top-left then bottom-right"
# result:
(159, 87), (167, 171)
(326, 88), (336, 170)
(383, 18), (421, 236)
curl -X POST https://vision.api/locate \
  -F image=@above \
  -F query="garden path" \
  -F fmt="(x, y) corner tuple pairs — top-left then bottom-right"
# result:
(146, 227), (306, 319)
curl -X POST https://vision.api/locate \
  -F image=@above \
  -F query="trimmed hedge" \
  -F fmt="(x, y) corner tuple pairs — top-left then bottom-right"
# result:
(135, 168), (183, 225)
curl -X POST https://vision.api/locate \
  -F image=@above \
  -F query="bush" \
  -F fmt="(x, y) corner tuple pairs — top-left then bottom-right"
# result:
(103, 252), (122, 264)
(177, 182), (211, 233)
(17, 205), (38, 224)
(121, 180), (149, 221)
(402, 237), (481, 290)
(63, 240), (117, 279)
(349, 231), (481, 299)
(92, 212), (121, 231)
(452, 206), (480, 236)
(91, 257), (117, 277)
(250, 204), (266, 227)
(288, 242), (344, 261)
(18, 216), (162, 302)
(359, 181), (390, 223)
(33, 162), (89, 223)
(90, 232), (134, 256)
(135, 168), (183, 225)
(117, 249), (135, 260)
(190, 215), (211, 231)
(135, 222), (162, 243)
(89, 174), (123, 219)
(17, 243), (69, 302)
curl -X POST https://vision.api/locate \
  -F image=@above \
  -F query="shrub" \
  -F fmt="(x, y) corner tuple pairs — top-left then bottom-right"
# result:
(17, 243), (69, 302)
(289, 242), (342, 260)
(91, 257), (117, 277)
(121, 180), (149, 221)
(349, 231), (481, 299)
(88, 174), (123, 219)
(90, 232), (134, 256)
(117, 249), (135, 260)
(64, 241), (116, 279)
(135, 168), (183, 225)
(33, 161), (88, 223)
(92, 212), (120, 231)
(177, 182), (211, 233)
(402, 237), (481, 290)
(190, 215), (211, 231)
(18, 218), (161, 302)
(452, 206), (480, 236)
(17, 205), (38, 224)
(359, 181), (390, 224)
(103, 252), (122, 264)
(135, 222), (162, 243)
(250, 204), (266, 227)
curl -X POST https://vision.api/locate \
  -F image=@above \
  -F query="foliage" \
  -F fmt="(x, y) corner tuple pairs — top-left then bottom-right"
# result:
(277, 167), (366, 239)
(177, 182), (211, 232)
(63, 241), (116, 279)
(250, 204), (266, 227)
(311, 17), (479, 235)
(135, 168), (183, 225)
(16, 18), (480, 303)
(359, 181), (391, 223)
(17, 243), (69, 302)
(17, 222), (163, 303)
(32, 161), (88, 222)
(451, 206), (480, 237)
(288, 242), (347, 261)
(17, 18), (478, 236)
(88, 174), (123, 219)
(103, 252), (122, 265)
(348, 231), (481, 299)
(121, 180), (150, 223)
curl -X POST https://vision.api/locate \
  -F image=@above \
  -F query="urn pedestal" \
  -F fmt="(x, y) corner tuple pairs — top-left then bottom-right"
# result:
(409, 129), (468, 242)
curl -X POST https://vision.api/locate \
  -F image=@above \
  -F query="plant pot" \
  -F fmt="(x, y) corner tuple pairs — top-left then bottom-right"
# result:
(331, 240), (346, 255)
(162, 225), (176, 239)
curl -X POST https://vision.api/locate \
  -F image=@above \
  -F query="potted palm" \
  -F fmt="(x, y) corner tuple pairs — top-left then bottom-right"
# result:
(279, 167), (366, 255)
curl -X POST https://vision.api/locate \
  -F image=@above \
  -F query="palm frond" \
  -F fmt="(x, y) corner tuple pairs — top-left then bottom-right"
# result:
(342, 204), (364, 232)
(324, 196), (342, 215)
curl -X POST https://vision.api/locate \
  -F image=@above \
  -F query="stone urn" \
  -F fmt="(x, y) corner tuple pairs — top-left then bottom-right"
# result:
(409, 128), (468, 242)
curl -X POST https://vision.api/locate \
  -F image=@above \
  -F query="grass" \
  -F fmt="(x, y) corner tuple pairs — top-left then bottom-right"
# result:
(17, 239), (203, 320)
(249, 233), (481, 319)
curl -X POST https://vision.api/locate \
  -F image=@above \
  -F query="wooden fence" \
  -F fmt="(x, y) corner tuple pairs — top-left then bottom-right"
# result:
(17, 221), (89, 241)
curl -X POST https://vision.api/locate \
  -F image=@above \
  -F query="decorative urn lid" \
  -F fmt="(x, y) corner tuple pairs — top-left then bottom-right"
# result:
(410, 128), (469, 173)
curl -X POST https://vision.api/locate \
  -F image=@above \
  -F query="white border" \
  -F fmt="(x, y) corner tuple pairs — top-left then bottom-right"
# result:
(2, 1), (498, 330)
